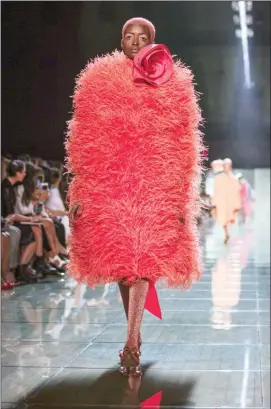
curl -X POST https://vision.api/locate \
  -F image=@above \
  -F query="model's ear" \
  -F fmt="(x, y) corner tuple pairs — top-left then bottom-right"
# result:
(120, 39), (124, 50)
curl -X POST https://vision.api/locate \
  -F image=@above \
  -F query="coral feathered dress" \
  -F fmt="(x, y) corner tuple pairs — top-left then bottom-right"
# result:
(66, 47), (203, 295)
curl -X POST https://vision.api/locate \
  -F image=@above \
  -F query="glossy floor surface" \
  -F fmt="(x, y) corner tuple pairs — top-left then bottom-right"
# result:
(1, 218), (270, 408)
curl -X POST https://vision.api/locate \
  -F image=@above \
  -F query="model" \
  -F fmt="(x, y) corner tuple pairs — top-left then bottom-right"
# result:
(205, 159), (224, 199)
(211, 158), (241, 243)
(236, 173), (254, 224)
(66, 17), (204, 376)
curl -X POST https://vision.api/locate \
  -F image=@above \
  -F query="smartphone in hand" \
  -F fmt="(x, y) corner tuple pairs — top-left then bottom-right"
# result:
(35, 202), (43, 216)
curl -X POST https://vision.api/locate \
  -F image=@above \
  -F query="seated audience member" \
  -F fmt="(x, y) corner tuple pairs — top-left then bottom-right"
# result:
(15, 162), (67, 271)
(17, 154), (33, 163)
(46, 168), (70, 244)
(1, 216), (21, 284)
(1, 224), (16, 290)
(59, 171), (70, 208)
(35, 183), (68, 262)
(1, 160), (43, 283)
(1, 157), (10, 181)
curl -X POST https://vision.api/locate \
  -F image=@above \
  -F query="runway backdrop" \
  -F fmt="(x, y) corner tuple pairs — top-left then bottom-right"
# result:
(2, 1), (270, 167)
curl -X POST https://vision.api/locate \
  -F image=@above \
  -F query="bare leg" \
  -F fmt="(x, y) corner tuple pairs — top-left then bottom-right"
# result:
(118, 282), (143, 349)
(31, 226), (43, 257)
(223, 224), (229, 244)
(118, 282), (130, 319)
(42, 221), (66, 255)
(42, 220), (58, 256)
(126, 279), (149, 350)
(20, 242), (37, 265)
(7, 226), (21, 270)
(1, 233), (11, 280)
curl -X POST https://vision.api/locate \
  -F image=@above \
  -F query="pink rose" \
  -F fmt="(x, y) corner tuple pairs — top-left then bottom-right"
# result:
(133, 44), (174, 87)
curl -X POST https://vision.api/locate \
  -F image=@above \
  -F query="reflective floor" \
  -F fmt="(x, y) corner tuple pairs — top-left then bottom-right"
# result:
(1, 219), (270, 408)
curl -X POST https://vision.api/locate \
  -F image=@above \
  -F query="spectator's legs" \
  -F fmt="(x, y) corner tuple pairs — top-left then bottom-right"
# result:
(17, 241), (40, 283)
(20, 242), (37, 265)
(41, 219), (58, 257)
(61, 215), (70, 245)
(41, 219), (66, 268)
(1, 232), (11, 281)
(7, 226), (21, 269)
(31, 226), (58, 275)
(31, 226), (43, 257)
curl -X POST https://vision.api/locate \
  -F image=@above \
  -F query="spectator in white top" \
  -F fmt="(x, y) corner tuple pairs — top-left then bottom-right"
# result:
(15, 162), (66, 270)
(46, 168), (70, 244)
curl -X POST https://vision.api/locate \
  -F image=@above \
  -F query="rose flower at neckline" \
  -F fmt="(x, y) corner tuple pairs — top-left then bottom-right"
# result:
(133, 44), (174, 87)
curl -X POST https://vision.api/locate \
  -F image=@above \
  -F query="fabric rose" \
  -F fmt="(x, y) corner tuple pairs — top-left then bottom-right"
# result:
(133, 44), (174, 87)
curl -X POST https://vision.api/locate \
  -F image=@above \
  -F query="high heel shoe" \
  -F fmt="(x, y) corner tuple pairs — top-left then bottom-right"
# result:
(119, 347), (142, 377)
(119, 334), (141, 360)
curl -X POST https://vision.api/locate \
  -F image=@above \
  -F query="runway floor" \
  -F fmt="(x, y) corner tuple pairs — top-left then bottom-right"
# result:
(1, 220), (270, 408)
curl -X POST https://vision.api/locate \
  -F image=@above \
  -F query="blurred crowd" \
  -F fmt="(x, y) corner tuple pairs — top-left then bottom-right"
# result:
(1, 154), (71, 290)
(1, 154), (254, 291)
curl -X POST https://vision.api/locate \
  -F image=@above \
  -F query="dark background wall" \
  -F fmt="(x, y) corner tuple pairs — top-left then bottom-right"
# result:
(2, 1), (270, 167)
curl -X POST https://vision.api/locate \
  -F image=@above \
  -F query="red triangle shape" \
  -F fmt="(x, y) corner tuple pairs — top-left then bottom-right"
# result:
(144, 283), (162, 320)
(140, 391), (162, 408)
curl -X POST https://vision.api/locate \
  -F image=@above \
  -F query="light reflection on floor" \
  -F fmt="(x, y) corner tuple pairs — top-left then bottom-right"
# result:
(1, 220), (270, 408)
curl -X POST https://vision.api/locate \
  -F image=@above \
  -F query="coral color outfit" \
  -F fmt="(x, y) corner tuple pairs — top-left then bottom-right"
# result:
(66, 48), (203, 292)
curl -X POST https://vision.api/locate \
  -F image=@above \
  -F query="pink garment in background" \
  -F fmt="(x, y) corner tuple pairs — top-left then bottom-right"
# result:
(240, 181), (253, 218)
(212, 172), (241, 227)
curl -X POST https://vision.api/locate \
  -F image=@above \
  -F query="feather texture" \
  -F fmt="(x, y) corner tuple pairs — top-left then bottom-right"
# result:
(65, 51), (204, 289)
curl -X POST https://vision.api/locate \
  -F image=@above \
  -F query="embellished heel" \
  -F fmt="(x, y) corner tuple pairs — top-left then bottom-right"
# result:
(119, 334), (141, 360)
(119, 347), (142, 377)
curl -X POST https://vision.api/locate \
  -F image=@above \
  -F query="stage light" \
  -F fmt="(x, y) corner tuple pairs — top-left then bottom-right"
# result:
(235, 28), (254, 38)
(238, 1), (253, 88)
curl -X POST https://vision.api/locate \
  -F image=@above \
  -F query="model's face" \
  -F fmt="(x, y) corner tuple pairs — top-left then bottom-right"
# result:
(121, 24), (152, 59)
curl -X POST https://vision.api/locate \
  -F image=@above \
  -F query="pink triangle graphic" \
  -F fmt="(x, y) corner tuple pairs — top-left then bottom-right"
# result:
(140, 391), (162, 408)
(144, 283), (162, 320)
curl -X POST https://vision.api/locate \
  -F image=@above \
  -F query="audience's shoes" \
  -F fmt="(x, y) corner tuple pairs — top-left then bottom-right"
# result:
(49, 255), (67, 271)
(17, 265), (39, 283)
(59, 253), (69, 262)
(42, 264), (59, 276)
(33, 267), (44, 280)
(9, 280), (22, 287)
(34, 257), (61, 277)
(48, 264), (66, 276)
(1, 280), (14, 291)
(37, 257), (65, 277)
(45, 264), (65, 277)
(26, 265), (43, 280)
(4, 271), (21, 287)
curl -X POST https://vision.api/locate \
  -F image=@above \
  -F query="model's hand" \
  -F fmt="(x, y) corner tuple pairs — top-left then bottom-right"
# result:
(69, 202), (82, 223)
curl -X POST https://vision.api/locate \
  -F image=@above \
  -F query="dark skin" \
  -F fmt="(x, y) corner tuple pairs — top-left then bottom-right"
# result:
(69, 23), (153, 221)
(121, 23), (152, 59)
